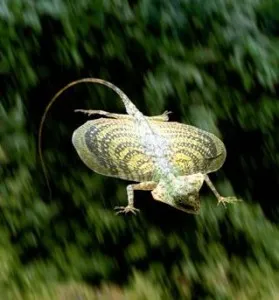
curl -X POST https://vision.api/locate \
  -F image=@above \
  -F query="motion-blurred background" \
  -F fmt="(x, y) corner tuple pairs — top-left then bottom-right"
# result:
(1, 0), (279, 299)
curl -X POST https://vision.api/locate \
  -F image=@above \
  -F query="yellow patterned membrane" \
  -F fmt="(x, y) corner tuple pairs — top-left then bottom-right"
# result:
(72, 118), (226, 183)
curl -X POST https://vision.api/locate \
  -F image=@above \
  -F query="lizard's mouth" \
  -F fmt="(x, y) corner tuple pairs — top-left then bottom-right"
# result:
(181, 203), (194, 209)
(179, 203), (196, 211)
(176, 197), (200, 213)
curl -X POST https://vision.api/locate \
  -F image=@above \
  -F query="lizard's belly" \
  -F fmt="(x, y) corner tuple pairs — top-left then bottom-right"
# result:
(72, 118), (226, 182)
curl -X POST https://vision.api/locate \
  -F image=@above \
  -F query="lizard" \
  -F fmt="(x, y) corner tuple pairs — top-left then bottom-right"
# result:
(38, 78), (241, 215)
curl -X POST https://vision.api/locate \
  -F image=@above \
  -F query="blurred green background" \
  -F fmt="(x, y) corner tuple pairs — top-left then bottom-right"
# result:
(1, 0), (279, 299)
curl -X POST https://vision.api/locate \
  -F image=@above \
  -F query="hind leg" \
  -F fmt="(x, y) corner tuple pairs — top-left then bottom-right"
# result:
(75, 109), (171, 121)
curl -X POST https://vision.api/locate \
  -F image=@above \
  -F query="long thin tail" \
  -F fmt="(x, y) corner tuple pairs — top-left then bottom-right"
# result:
(38, 78), (173, 199)
(38, 78), (150, 198)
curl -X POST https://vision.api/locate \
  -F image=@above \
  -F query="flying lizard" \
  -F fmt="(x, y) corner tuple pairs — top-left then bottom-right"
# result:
(38, 78), (241, 215)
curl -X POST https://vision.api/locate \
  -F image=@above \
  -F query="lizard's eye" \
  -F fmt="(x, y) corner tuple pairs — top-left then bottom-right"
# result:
(177, 198), (184, 205)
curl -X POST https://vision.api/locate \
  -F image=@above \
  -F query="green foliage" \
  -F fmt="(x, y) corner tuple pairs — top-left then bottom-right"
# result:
(2, 0), (279, 298)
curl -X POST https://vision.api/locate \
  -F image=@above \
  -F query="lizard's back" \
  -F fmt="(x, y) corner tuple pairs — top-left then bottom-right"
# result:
(72, 118), (226, 182)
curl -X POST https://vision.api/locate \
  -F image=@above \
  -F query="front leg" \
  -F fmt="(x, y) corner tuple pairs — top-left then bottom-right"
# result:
(75, 109), (171, 122)
(114, 181), (157, 215)
(204, 175), (241, 206)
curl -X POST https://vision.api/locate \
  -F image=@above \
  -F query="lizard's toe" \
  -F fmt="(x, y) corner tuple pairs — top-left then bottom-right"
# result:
(114, 205), (140, 215)
(217, 196), (242, 207)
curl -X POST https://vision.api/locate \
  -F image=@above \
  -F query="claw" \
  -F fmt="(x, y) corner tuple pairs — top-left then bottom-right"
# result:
(114, 205), (140, 215)
(217, 196), (242, 207)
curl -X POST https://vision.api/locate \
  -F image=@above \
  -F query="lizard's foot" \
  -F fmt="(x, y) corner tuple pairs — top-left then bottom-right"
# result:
(162, 110), (172, 116)
(114, 205), (140, 215)
(217, 196), (242, 207)
(161, 110), (172, 120)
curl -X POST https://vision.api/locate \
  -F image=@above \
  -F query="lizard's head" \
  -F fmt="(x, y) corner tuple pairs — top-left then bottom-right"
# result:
(151, 173), (204, 214)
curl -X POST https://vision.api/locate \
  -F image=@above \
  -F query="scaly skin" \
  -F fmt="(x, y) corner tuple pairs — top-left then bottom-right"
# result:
(39, 78), (241, 215)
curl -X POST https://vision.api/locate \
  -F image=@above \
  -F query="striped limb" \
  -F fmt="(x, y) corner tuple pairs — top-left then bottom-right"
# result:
(114, 181), (157, 215)
(204, 175), (241, 206)
(75, 109), (172, 122)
